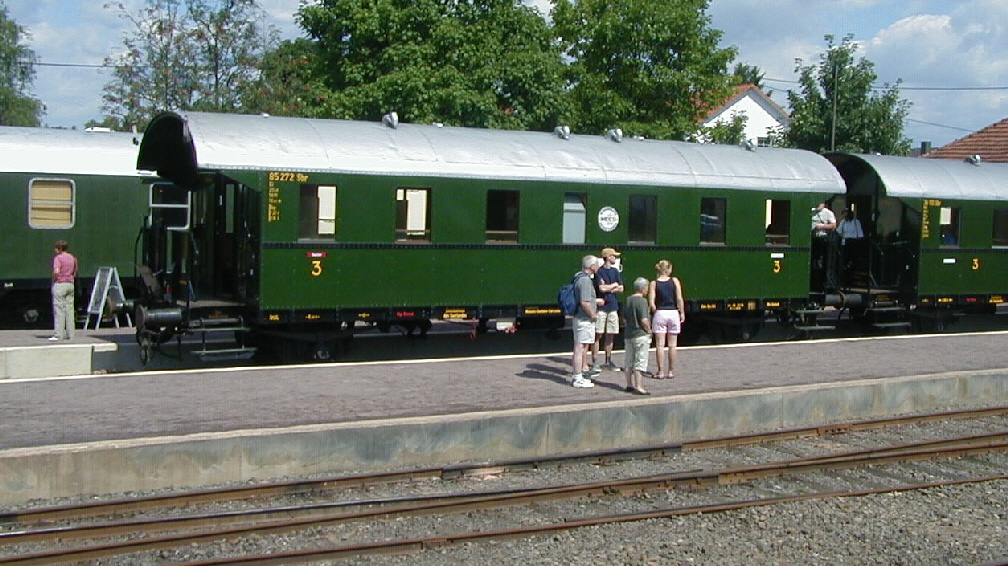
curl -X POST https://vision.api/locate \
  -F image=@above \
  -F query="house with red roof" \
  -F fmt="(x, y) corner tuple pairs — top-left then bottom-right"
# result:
(922, 117), (1008, 163)
(698, 83), (790, 146)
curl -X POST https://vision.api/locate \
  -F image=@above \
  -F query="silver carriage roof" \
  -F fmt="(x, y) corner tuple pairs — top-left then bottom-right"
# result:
(828, 152), (1008, 201)
(0, 126), (143, 176)
(139, 111), (846, 194)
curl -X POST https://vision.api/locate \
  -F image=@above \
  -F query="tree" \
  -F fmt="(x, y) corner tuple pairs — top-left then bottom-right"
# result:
(101, 0), (278, 131)
(240, 38), (334, 118)
(732, 63), (764, 89)
(692, 112), (747, 145)
(551, 0), (736, 140)
(0, 6), (43, 126)
(783, 34), (911, 155)
(296, 0), (570, 130)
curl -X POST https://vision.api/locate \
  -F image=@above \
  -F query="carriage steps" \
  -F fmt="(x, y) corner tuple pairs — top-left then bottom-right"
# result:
(792, 308), (837, 333)
(189, 318), (257, 362)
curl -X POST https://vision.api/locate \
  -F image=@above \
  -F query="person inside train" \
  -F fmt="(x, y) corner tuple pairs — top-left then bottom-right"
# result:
(811, 202), (837, 235)
(837, 208), (864, 241)
(811, 203), (839, 290)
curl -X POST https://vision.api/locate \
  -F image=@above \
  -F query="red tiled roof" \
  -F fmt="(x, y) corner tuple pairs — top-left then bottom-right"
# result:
(923, 117), (1008, 163)
(701, 83), (789, 124)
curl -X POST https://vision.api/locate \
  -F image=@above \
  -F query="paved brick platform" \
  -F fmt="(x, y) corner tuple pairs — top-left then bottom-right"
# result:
(0, 330), (1006, 505)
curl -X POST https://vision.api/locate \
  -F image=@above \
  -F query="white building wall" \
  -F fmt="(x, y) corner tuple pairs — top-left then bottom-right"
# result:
(701, 92), (789, 145)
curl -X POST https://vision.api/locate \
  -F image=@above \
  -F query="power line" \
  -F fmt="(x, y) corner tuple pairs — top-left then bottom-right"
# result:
(34, 62), (110, 69)
(905, 118), (975, 133)
(764, 77), (1008, 92)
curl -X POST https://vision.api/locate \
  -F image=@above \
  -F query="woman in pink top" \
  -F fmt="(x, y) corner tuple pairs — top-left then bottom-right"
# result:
(50, 240), (78, 340)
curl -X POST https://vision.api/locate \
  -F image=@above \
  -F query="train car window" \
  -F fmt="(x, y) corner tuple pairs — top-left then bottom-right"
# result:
(563, 193), (586, 244)
(28, 178), (75, 229)
(395, 187), (430, 241)
(764, 199), (791, 246)
(486, 189), (519, 242)
(992, 209), (1008, 247)
(939, 206), (960, 247)
(149, 183), (191, 231)
(628, 194), (656, 244)
(299, 185), (338, 239)
(700, 197), (726, 244)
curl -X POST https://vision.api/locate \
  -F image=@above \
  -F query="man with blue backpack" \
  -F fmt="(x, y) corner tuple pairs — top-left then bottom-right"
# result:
(569, 255), (602, 388)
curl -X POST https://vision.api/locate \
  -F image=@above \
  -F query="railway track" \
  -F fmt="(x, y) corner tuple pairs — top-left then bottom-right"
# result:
(2, 407), (1006, 565)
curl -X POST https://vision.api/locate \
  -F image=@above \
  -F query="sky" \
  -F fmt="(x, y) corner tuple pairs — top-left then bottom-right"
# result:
(5, 0), (1007, 148)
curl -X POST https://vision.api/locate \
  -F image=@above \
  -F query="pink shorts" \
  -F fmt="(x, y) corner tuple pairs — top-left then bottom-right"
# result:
(652, 309), (681, 334)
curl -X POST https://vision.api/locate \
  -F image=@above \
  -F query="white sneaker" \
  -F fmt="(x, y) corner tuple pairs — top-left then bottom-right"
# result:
(572, 377), (595, 388)
(47, 336), (60, 341)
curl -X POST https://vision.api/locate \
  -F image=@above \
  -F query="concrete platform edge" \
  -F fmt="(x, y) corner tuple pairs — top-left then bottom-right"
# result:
(1, 369), (1005, 506)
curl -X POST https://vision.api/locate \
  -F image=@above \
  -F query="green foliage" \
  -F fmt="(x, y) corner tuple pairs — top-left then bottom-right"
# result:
(0, 6), (43, 126)
(240, 39), (334, 118)
(783, 34), (911, 155)
(732, 63), (764, 88)
(101, 0), (278, 131)
(551, 0), (735, 139)
(296, 0), (570, 130)
(692, 112), (747, 145)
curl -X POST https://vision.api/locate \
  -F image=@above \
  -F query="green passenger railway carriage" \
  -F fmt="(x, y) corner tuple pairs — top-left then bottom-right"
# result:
(827, 153), (1008, 330)
(135, 111), (846, 360)
(0, 126), (147, 327)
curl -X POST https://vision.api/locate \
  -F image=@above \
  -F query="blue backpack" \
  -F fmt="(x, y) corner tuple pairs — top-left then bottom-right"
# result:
(557, 272), (586, 316)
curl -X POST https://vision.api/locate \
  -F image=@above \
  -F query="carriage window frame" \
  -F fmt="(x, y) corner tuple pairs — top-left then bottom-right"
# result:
(764, 198), (791, 246)
(628, 194), (657, 244)
(486, 189), (519, 243)
(992, 209), (1008, 248)
(28, 178), (76, 229)
(939, 206), (960, 247)
(562, 192), (586, 244)
(149, 182), (192, 232)
(299, 184), (338, 240)
(395, 187), (431, 242)
(700, 197), (726, 245)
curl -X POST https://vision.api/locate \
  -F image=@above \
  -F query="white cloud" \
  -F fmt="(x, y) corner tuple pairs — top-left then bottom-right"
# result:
(6, 0), (1007, 144)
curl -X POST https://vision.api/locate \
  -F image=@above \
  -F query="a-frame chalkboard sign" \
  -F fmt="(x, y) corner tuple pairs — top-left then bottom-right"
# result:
(85, 266), (132, 329)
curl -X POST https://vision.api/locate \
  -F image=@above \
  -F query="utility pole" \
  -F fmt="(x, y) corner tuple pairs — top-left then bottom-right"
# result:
(830, 61), (837, 152)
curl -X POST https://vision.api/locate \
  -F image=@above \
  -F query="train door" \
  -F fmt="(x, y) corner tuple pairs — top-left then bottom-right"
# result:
(833, 192), (919, 299)
(209, 176), (258, 302)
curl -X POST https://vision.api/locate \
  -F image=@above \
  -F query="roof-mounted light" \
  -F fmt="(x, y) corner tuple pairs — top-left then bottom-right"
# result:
(554, 125), (571, 140)
(382, 111), (399, 129)
(606, 128), (623, 143)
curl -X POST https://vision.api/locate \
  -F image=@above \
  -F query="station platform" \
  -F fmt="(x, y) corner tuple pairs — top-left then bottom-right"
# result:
(1, 329), (1006, 505)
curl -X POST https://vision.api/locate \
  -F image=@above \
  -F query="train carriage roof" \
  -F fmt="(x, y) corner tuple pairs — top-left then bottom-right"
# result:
(139, 111), (845, 194)
(827, 152), (1008, 201)
(0, 126), (143, 176)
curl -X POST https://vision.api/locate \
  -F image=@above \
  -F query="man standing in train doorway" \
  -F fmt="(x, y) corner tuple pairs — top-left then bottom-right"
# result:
(811, 203), (838, 291)
(50, 240), (78, 341)
(592, 247), (625, 372)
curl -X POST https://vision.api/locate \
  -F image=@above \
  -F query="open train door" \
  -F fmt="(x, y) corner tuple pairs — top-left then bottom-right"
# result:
(825, 153), (921, 305)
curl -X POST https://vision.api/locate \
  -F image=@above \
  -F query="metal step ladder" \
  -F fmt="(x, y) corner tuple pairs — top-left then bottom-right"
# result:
(85, 266), (133, 329)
